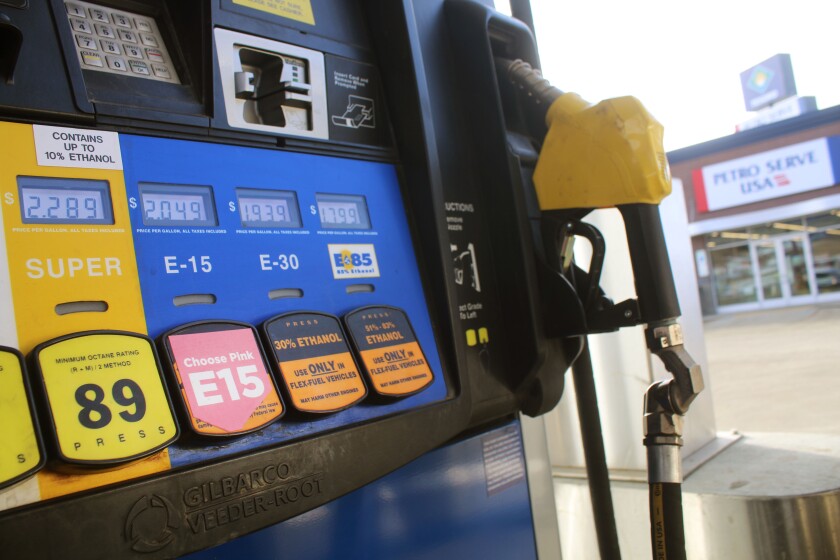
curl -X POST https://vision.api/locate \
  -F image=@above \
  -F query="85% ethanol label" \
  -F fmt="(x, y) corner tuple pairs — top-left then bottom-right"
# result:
(31, 332), (178, 465)
(0, 347), (44, 488)
(162, 322), (284, 436)
(263, 312), (367, 413)
(344, 306), (433, 397)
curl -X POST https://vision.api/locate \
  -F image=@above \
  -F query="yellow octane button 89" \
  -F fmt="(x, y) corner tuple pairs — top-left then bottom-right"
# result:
(0, 347), (45, 488)
(32, 332), (179, 465)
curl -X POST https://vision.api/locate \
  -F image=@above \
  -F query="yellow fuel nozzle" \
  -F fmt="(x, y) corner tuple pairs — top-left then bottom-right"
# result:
(533, 93), (672, 211)
(500, 59), (682, 324)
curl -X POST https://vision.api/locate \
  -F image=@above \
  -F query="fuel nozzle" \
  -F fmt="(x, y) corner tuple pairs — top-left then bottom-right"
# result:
(502, 56), (704, 468)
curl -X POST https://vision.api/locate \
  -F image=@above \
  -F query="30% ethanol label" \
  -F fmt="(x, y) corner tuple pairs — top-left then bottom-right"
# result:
(31, 332), (179, 466)
(263, 312), (367, 413)
(344, 306), (433, 397)
(0, 346), (45, 488)
(161, 321), (284, 436)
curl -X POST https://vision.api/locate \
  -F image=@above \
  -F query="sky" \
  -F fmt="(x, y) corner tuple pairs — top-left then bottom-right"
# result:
(499, 0), (840, 152)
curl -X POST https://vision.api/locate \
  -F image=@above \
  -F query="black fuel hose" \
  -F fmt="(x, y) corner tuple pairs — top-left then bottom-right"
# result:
(649, 482), (686, 560)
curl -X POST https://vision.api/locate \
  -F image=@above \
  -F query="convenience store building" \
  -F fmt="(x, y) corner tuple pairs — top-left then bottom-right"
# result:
(668, 105), (840, 314)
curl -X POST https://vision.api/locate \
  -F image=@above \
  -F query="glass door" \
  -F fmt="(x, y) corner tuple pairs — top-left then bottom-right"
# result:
(755, 241), (783, 301)
(781, 236), (813, 298)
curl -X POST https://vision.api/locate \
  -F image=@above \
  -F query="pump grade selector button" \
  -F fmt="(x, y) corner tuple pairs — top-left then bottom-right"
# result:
(344, 306), (434, 397)
(0, 347), (46, 490)
(161, 321), (284, 437)
(31, 331), (179, 466)
(263, 312), (367, 413)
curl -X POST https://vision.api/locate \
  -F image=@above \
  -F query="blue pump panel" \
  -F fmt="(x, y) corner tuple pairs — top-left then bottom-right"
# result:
(119, 135), (448, 466)
(184, 420), (538, 560)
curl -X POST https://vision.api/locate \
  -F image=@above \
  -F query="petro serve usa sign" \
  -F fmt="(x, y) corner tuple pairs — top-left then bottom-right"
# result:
(691, 137), (840, 213)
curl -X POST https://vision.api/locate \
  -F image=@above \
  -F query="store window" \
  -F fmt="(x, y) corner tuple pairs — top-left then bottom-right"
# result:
(702, 211), (840, 310)
(807, 211), (840, 293)
(709, 244), (756, 306)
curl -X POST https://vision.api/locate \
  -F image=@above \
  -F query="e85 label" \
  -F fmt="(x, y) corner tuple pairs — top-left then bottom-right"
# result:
(32, 332), (179, 465)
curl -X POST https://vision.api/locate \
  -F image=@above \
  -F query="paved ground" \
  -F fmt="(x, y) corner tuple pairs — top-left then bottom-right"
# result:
(703, 302), (840, 435)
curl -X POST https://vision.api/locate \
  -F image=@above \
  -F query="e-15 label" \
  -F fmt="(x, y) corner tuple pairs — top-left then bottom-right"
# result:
(163, 323), (283, 436)
(32, 332), (178, 465)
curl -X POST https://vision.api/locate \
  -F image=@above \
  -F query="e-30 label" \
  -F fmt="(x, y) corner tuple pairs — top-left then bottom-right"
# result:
(344, 306), (433, 397)
(33, 332), (178, 464)
(263, 312), (366, 413)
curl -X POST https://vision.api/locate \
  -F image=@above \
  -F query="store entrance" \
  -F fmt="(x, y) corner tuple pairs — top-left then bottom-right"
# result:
(704, 211), (840, 314)
(754, 233), (815, 306)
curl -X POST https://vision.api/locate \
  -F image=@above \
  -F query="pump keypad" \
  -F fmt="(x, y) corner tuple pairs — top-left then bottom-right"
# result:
(64, 1), (180, 84)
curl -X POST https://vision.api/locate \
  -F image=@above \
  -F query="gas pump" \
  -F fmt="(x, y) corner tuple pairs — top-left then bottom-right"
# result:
(444, 4), (705, 559)
(0, 1), (577, 558)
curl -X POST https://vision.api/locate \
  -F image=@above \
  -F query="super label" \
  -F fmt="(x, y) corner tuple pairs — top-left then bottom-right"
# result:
(162, 322), (284, 436)
(344, 306), (433, 397)
(0, 347), (45, 489)
(263, 312), (367, 413)
(31, 332), (179, 465)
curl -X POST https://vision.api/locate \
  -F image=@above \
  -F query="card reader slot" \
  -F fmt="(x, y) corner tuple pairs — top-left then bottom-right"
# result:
(268, 288), (304, 300)
(172, 293), (217, 306)
(54, 301), (109, 315)
(346, 284), (375, 294)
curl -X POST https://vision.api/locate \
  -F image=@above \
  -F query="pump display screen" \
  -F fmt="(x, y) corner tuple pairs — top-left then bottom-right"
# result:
(18, 177), (113, 224)
(316, 193), (371, 229)
(139, 183), (217, 227)
(236, 188), (302, 228)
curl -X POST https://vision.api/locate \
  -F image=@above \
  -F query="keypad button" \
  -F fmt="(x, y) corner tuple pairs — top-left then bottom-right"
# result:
(112, 13), (132, 28)
(135, 19), (152, 32)
(129, 60), (150, 75)
(118, 29), (137, 43)
(65, 3), (86, 18)
(145, 48), (164, 63)
(70, 18), (92, 34)
(89, 8), (109, 22)
(151, 64), (171, 79)
(106, 55), (128, 72)
(75, 34), (97, 50)
(65, 3), (178, 84)
(94, 24), (115, 39)
(124, 44), (143, 59)
(100, 39), (121, 55)
(80, 51), (104, 67)
(139, 33), (158, 47)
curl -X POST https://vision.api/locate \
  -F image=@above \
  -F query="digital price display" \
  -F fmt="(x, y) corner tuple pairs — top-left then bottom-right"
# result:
(139, 183), (217, 227)
(344, 306), (434, 397)
(18, 176), (113, 225)
(160, 321), (284, 436)
(0, 346), (45, 489)
(316, 193), (371, 230)
(263, 312), (367, 413)
(236, 188), (302, 228)
(30, 332), (179, 466)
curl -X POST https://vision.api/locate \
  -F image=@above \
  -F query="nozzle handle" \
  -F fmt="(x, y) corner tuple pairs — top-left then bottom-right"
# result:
(618, 203), (681, 324)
